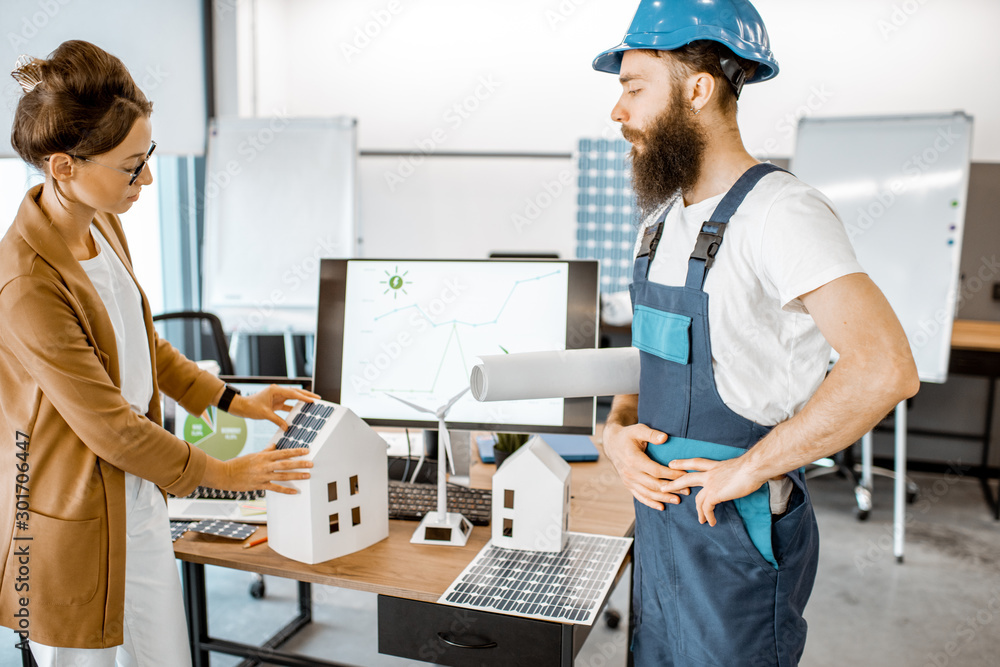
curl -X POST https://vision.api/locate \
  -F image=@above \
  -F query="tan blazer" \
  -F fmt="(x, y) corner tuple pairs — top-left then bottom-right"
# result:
(0, 185), (224, 648)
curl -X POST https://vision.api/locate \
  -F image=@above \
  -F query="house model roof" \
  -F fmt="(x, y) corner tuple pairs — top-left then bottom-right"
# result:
(497, 435), (571, 482)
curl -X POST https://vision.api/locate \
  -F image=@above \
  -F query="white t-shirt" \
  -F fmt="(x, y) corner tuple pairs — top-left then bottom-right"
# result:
(78, 226), (166, 573)
(639, 169), (865, 427)
(79, 225), (154, 415)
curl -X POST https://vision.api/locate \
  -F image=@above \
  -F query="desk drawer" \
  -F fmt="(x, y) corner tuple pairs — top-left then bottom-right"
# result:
(378, 595), (570, 666)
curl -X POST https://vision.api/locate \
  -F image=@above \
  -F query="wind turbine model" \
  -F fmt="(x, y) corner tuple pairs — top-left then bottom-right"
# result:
(386, 387), (473, 546)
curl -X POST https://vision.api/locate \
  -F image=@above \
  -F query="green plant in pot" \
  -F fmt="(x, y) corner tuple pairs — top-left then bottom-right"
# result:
(493, 432), (530, 468)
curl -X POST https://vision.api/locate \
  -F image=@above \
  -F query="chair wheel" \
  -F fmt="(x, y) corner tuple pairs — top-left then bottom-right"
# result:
(854, 486), (872, 521)
(249, 578), (265, 599)
(604, 610), (621, 629)
(906, 490), (918, 504)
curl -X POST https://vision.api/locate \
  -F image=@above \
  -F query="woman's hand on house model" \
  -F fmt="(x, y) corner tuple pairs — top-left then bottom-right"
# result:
(202, 445), (313, 495)
(225, 384), (321, 430)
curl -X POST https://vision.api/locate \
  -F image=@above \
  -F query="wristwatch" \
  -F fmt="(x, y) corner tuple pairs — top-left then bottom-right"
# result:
(218, 384), (241, 413)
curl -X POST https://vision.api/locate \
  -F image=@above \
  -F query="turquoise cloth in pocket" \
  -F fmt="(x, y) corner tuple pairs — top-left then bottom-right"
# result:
(646, 437), (777, 569)
(632, 306), (692, 364)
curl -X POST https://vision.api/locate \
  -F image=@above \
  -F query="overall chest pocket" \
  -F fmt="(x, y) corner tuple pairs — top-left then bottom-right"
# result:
(632, 306), (692, 364)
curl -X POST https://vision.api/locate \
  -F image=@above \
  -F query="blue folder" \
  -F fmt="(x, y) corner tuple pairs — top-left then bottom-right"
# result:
(477, 434), (599, 463)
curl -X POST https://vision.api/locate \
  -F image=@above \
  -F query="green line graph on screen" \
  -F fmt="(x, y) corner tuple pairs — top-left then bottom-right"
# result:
(340, 261), (569, 424)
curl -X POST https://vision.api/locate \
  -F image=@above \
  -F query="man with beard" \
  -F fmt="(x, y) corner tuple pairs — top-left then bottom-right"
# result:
(593, 1), (919, 665)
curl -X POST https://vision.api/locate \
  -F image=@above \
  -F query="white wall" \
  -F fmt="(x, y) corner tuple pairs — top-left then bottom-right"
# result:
(246, 0), (1000, 259)
(0, 0), (207, 156)
(252, 0), (1000, 160)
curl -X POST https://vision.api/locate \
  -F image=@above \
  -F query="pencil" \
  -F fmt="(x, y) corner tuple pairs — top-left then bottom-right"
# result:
(242, 536), (268, 549)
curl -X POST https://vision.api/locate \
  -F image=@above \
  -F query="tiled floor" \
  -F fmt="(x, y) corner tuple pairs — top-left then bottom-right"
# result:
(3, 468), (999, 666)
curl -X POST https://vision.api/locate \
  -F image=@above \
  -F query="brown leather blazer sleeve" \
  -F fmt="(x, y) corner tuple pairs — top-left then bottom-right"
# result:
(152, 331), (226, 416)
(0, 275), (207, 496)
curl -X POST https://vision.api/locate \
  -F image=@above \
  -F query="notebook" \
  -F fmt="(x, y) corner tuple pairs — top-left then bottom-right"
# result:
(166, 376), (311, 524)
(476, 433), (599, 463)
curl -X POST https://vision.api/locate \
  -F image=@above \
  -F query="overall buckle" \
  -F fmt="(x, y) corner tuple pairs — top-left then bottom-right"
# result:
(638, 223), (663, 259)
(690, 223), (727, 269)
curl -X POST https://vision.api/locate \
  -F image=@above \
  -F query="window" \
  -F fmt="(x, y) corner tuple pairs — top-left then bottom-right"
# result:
(118, 156), (163, 315)
(503, 518), (513, 538)
(329, 513), (340, 534)
(349, 475), (359, 495)
(0, 157), (165, 314)
(327, 481), (337, 502)
(504, 489), (515, 509)
(351, 506), (361, 526)
(0, 159), (41, 237)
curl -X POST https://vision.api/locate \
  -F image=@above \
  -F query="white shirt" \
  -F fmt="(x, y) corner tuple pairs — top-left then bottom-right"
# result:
(79, 225), (153, 415)
(80, 225), (160, 531)
(639, 169), (865, 427)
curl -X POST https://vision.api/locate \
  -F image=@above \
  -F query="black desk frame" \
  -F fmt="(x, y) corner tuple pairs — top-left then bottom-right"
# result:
(182, 562), (352, 667)
(179, 554), (634, 667)
(907, 349), (1000, 520)
(978, 376), (1000, 519)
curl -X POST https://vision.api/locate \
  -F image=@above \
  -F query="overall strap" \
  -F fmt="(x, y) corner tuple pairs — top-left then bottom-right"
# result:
(684, 163), (788, 290)
(633, 200), (675, 283)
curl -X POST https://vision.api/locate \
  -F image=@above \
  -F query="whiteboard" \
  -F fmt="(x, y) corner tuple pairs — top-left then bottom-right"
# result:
(793, 113), (973, 383)
(356, 155), (577, 260)
(202, 117), (358, 334)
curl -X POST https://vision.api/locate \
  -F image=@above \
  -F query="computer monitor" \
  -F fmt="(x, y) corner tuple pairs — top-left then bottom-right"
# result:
(313, 258), (599, 435)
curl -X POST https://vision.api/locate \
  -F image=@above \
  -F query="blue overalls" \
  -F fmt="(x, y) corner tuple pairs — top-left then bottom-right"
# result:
(629, 164), (820, 667)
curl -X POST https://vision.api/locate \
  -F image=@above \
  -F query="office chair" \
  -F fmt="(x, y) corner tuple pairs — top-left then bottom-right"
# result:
(152, 311), (235, 375)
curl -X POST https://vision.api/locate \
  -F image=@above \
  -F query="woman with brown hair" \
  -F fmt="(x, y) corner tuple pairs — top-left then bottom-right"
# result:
(1, 40), (315, 665)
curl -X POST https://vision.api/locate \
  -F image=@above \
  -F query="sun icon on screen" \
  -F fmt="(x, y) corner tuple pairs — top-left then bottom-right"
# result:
(380, 267), (411, 299)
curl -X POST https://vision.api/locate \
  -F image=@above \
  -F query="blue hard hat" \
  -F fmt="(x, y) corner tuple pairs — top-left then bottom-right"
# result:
(593, 0), (779, 87)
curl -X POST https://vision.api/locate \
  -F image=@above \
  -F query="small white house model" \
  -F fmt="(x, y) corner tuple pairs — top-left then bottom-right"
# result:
(267, 400), (388, 565)
(491, 435), (571, 552)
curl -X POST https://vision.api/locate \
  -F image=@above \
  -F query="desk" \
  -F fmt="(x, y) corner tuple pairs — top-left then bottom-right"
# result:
(173, 437), (635, 666)
(947, 319), (1000, 519)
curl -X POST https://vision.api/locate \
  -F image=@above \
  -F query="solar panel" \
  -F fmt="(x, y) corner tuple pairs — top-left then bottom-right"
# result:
(576, 138), (636, 294)
(439, 532), (632, 625)
(276, 401), (337, 450)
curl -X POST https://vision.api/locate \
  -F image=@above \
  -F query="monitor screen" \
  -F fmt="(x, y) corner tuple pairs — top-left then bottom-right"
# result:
(313, 259), (599, 434)
(163, 376), (312, 460)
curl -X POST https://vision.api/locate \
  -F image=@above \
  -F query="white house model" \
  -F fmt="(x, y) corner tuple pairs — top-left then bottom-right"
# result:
(267, 400), (389, 565)
(491, 435), (571, 552)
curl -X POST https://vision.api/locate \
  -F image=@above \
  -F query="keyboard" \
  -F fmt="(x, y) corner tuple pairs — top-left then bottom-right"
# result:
(167, 485), (268, 523)
(388, 481), (492, 526)
(174, 486), (265, 501)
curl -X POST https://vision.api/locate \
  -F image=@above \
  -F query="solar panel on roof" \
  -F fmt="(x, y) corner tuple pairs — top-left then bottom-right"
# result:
(275, 401), (336, 450)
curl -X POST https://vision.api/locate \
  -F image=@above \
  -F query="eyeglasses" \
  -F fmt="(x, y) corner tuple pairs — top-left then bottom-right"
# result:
(47, 141), (157, 186)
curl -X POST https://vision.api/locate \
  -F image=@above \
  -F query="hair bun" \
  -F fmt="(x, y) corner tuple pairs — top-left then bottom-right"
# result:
(11, 55), (43, 94)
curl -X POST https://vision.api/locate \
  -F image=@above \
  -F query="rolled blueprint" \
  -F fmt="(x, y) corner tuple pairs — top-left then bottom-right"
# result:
(470, 347), (640, 401)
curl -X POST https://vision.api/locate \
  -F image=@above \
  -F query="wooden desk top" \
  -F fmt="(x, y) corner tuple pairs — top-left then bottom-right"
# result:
(951, 319), (1000, 352)
(173, 435), (634, 604)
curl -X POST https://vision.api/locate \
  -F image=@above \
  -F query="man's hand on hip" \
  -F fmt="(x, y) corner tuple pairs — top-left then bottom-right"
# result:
(602, 422), (689, 510)
(662, 457), (767, 526)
